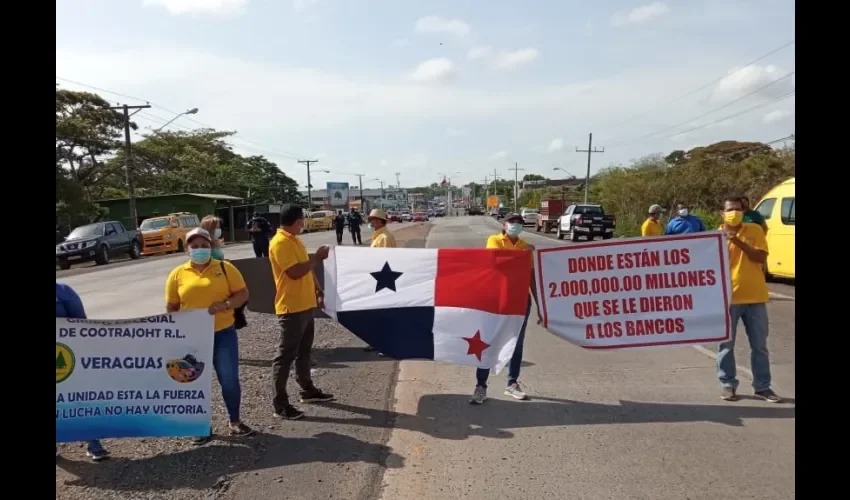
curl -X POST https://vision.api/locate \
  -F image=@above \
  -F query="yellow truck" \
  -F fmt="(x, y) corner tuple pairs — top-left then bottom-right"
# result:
(755, 177), (795, 279)
(139, 212), (201, 256)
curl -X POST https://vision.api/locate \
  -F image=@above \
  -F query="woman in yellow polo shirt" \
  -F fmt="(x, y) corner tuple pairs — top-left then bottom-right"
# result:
(165, 227), (254, 443)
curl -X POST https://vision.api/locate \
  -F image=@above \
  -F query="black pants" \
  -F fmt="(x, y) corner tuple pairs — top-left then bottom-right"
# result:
(272, 310), (316, 411)
(335, 228), (344, 244)
(350, 226), (362, 244)
(252, 237), (269, 257)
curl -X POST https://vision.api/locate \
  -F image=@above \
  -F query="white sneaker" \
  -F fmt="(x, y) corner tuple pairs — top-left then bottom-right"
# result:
(470, 386), (487, 404)
(504, 382), (528, 400)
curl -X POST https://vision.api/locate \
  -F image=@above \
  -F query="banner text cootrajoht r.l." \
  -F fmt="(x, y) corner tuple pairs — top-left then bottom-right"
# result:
(56, 310), (214, 443)
(536, 233), (732, 349)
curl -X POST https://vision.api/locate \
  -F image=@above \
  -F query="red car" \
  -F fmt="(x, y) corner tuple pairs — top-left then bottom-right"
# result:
(412, 212), (429, 222)
(387, 211), (401, 222)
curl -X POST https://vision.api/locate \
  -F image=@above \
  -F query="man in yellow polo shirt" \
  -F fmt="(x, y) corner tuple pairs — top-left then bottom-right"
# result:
(269, 204), (334, 421)
(471, 213), (542, 405)
(641, 204), (664, 237)
(368, 208), (397, 248)
(716, 196), (781, 403)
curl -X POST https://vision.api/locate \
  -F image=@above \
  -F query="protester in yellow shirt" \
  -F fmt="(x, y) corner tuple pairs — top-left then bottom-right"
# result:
(367, 209), (397, 248)
(716, 196), (781, 404)
(471, 213), (541, 405)
(165, 227), (254, 443)
(268, 204), (334, 421)
(641, 204), (664, 237)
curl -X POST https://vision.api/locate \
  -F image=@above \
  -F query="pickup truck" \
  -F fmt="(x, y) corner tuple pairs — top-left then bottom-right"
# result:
(555, 204), (616, 241)
(56, 221), (143, 270)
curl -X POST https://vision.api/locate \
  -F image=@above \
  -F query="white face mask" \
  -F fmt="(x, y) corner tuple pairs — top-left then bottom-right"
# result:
(678, 209), (689, 217)
(505, 223), (523, 237)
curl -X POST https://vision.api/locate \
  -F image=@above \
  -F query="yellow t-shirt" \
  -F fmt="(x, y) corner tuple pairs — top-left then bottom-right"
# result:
(269, 229), (317, 314)
(165, 259), (246, 332)
(641, 218), (663, 237)
(723, 223), (770, 304)
(371, 227), (397, 248)
(486, 232), (533, 296)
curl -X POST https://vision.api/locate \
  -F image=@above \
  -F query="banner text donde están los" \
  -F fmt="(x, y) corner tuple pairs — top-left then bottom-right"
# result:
(536, 233), (732, 349)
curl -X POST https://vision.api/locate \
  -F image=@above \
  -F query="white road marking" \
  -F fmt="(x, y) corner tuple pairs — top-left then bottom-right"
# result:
(769, 291), (794, 300)
(691, 345), (783, 393)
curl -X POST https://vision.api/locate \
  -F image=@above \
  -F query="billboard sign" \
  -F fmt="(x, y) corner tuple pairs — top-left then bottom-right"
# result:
(326, 182), (350, 207)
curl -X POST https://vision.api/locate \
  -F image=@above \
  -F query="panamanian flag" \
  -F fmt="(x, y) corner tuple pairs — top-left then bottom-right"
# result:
(323, 247), (532, 372)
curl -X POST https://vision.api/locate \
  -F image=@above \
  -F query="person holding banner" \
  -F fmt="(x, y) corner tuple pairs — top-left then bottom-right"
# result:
(165, 227), (255, 444)
(717, 197), (781, 403)
(56, 282), (110, 462)
(471, 213), (542, 405)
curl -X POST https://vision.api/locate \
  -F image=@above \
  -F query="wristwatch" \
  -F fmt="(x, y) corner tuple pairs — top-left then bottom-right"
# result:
(224, 300), (232, 309)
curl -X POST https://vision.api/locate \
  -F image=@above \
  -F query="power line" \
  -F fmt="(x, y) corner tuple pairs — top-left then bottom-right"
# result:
(576, 133), (604, 204)
(666, 92), (795, 139)
(599, 39), (795, 133)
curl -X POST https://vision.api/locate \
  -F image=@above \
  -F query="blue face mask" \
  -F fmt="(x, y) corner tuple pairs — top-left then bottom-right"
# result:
(367, 223), (374, 232)
(506, 223), (523, 237)
(189, 248), (212, 264)
(211, 247), (225, 261)
(214, 228), (222, 239)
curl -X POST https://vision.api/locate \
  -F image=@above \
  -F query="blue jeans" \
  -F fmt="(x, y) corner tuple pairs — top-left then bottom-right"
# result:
(214, 326), (242, 422)
(476, 296), (532, 388)
(717, 303), (772, 392)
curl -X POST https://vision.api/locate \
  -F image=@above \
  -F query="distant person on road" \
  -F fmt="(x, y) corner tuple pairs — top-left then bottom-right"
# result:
(56, 282), (110, 462)
(641, 205), (664, 237)
(269, 204), (335, 421)
(348, 208), (363, 245)
(664, 203), (706, 235)
(716, 197), (781, 403)
(201, 215), (226, 260)
(165, 227), (255, 443)
(247, 212), (272, 257)
(368, 209), (397, 248)
(741, 196), (768, 234)
(333, 210), (346, 245)
(471, 213), (542, 405)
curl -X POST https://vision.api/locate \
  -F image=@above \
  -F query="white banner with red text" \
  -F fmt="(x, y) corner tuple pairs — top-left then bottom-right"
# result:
(536, 233), (731, 349)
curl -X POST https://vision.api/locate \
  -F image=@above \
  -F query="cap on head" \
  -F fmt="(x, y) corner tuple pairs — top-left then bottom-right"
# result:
(186, 227), (212, 244)
(648, 204), (663, 215)
(368, 208), (388, 221)
(505, 213), (524, 223)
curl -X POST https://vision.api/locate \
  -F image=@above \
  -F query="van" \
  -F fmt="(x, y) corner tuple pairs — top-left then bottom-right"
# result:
(304, 210), (334, 233)
(754, 178), (795, 279)
(139, 212), (200, 256)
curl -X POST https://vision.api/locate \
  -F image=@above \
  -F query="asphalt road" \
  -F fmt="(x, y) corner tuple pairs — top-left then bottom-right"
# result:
(57, 217), (794, 500)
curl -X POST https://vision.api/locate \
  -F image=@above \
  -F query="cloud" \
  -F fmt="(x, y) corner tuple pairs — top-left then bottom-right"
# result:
(493, 48), (540, 70)
(380, 159), (388, 166)
(408, 58), (455, 82)
(547, 138), (564, 152)
(292, 0), (320, 12)
(390, 38), (411, 48)
(414, 16), (470, 37)
(763, 109), (793, 124)
(611, 2), (670, 27)
(467, 46), (492, 60)
(489, 151), (508, 161)
(446, 127), (466, 137)
(585, 19), (594, 36)
(315, 152), (328, 158)
(712, 64), (794, 102)
(143, 0), (247, 15)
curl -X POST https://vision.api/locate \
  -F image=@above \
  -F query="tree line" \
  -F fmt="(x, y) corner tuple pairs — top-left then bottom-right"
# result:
(56, 89), (301, 229)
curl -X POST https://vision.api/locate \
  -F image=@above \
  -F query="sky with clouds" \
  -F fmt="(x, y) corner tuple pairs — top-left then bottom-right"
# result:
(56, 0), (795, 190)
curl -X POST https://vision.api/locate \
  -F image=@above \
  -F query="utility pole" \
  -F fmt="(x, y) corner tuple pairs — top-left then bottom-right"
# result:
(492, 170), (500, 197)
(575, 133), (604, 204)
(481, 177), (489, 198)
(110, 103), (151, 228)
(394, 172), (401, 189)
(508, 162), (524, 212)
(353, 173), (365, 211)
(298, 160), (319, 210)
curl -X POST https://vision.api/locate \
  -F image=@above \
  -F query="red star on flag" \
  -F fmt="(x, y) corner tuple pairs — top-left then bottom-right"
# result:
(462, 330), (490, 361)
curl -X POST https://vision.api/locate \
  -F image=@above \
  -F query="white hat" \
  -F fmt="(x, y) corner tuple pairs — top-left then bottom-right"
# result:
(368, 209), (389, 221)
(186, 227), (212, 244)
(648, 204), (663, 215)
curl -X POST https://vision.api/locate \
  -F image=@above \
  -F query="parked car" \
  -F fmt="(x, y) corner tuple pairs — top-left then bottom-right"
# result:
(555, 204), (616, 241)
(139, 212), (200, 256)
(520, 208), (539, 226)
(56, 221), (143, 270)
(304, 210), (334, 233)
(413, 212), (429, 222)
(400, 211), (412, 222)
(467, 207), (484, 216)
(387, 211), (402, 223)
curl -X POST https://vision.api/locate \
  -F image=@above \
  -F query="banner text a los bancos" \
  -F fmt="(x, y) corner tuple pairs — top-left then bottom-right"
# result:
(56, 310), (214, 442)
(536, 233), (732, 349)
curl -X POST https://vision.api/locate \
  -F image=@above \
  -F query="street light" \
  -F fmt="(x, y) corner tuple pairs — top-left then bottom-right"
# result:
(372, 178), (385, 208)
(154, 108), (199, 133)
(553, 167), (576, 179)
(437, 172), (461, 216)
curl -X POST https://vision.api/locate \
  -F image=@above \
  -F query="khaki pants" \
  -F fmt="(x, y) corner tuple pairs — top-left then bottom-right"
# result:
(271, 309), (316, 411)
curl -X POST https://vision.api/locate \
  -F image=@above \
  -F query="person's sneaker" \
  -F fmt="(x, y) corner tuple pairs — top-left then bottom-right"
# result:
(504, 382), (528, 401)
(229, 422), (255, 436)
(300, 389), (335, 403)
(720, 387), (738, 401)
(755, 389), (782, 403)
(190, 435), (213, 446)
(274, 405), (305, 420)
(86, 447), (110, 462)
(470, 386), (487, 405)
